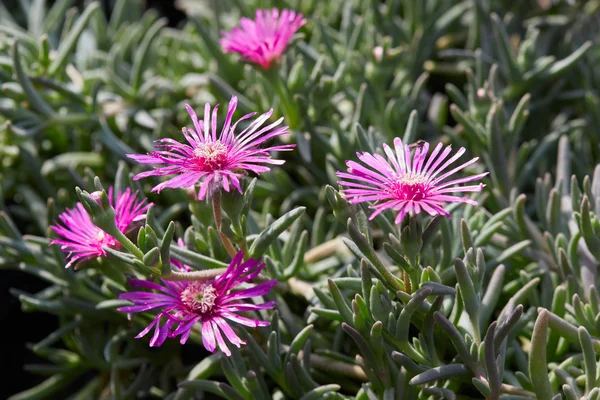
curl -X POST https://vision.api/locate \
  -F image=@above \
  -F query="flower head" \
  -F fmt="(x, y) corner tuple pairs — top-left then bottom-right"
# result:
(220, 8), (306, 69)
(337, 138), (488, 223)
(127, 96), (294, 200)
(117, 251), (275, 356)
(50, 188), (149, 268)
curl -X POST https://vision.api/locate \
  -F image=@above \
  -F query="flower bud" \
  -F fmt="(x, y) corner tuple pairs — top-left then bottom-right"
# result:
(90, 191), (102, 204)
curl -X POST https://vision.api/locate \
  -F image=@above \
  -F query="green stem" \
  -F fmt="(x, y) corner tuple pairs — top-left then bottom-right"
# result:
(239, 239), (248, 260)
(111, 229), (144, 260)
(162, 268), (227, 281)
(408, 269), (420, 294)
(261, 66), (300, 129)
(348, 221), (404, 292)
(403, 271), (412, 294)
(162, 269), (313, 300)
(212, 191), (238, 259)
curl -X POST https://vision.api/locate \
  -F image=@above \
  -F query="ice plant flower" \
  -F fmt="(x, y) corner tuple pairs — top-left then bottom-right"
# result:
(117, 251), (275, 356)
(50, 188), (150, 268)
(127, 96), (294, 200)
(220, 8), (306, 69)
(337, 138), (488, 223)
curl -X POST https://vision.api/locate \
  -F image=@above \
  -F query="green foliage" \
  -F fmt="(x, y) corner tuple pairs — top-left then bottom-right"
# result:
(2, 0), (600, 399)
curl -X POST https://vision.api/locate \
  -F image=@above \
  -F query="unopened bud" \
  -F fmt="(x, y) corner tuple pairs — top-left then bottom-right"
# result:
(373, 46), (384, 63)
(90, 191), (102, 204)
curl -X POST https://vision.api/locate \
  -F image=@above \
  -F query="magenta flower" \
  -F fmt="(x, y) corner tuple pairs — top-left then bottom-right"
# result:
(337, 138), (488, 223)
(50, 188), (150, 268)
(117, 251), (275, 356)
(220, 8), (306, 69)
(127, 96), (294, 200)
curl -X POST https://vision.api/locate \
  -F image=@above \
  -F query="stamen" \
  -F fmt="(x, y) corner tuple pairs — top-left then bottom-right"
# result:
(193, 141), (229, 172)
(388, 173), (430, 201)
(94, 229), (117, 248)
(181, 282), (218, 313)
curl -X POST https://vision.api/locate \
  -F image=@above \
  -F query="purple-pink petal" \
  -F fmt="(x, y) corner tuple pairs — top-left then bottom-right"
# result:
(50, 188), (149, 268)
(220, 9), (305, 69)
(201, 320), (217, 353)
(127, 96), (293, 200)
(116, 250), (274, 356)
(337, 137), (487, 222)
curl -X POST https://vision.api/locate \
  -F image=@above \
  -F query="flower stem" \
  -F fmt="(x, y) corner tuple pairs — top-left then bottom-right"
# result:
(212, 190), (238, 259)
(161, 268), (312, 303)
(164, 234), (343, 299)
(403, 271), (412, 294)
(274, 75), (300, 130)
(408, 269), (421, 294)
(162, 268), (298, 293)
(262, 66), (300, 129)
(239, 240), (248, 260)
(162, 268), (227, 281)
(111, 229), (144, 260)
(163, 268), (275, 283)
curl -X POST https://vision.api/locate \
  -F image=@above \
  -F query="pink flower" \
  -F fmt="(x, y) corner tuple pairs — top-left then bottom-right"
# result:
(337, 138), (488, 223)
(220, 8), (306, 69)
(50, 188), (150, 268)
(117, 251), (276, 356)
(127, 96), (294, 200)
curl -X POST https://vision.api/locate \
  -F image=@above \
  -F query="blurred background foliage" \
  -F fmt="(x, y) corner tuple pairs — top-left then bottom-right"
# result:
(2, 0), (600, 399)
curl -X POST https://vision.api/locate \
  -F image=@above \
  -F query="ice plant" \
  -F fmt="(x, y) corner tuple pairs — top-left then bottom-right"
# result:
(220, 8), (306, 69)
(50, 188), (149, 268)
(127, 96), (294, 200)
(117, 251), (276, 355)
(337, 138), (488, 223)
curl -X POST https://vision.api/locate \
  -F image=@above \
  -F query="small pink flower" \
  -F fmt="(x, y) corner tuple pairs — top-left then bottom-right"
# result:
(337, 138), (488, 223)
(127, 96), (294, 200)
(220, 8), (306, 69)
(50, 188), (150, 268)
(118, 251), (276, 356)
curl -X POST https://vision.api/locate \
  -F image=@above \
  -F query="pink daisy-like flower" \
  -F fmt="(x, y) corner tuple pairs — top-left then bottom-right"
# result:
(220, 8), (306, 69)
(117, 251), (276, 356)
(127, 96), (294, 200)
(337, 138), (488, 223)
(50, 188), (150, 268)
